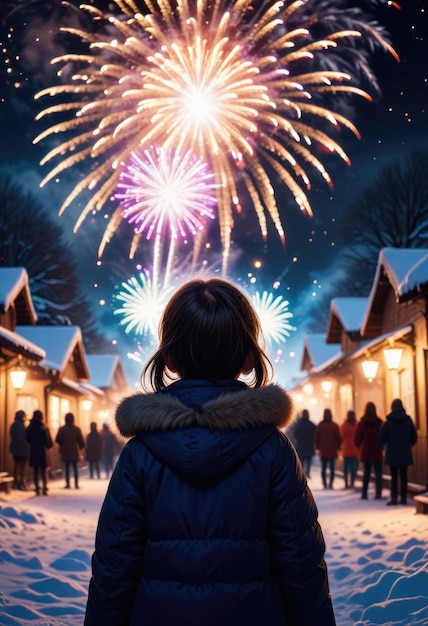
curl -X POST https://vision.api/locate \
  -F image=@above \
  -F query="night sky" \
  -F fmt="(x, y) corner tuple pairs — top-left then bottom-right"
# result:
(1, 0), (427, 388)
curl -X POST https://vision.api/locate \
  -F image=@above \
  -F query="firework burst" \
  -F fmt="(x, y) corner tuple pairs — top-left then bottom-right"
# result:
(113, 271), (173, 338)
(34, 0), (397, 271)
(252, 290), (295, 347)
(116, 147), (217, 240)
(114, 146), (217, 283)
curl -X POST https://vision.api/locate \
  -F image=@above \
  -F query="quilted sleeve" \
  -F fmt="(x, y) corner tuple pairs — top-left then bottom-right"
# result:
(84, 439), (147, 626)
(268, 433), (336, 626)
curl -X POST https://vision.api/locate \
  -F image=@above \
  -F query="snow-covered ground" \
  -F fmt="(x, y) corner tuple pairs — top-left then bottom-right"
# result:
(0, 463), (427, 626)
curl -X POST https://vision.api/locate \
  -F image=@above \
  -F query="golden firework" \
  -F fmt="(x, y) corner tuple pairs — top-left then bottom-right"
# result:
(34, 0), (396, 272)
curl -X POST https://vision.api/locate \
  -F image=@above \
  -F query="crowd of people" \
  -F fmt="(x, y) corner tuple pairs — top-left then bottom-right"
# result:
(290, 399), (418, 505)
(10, 397), (418, 505)
(8, 410), (122, 495)
(5, 280), (422, 626)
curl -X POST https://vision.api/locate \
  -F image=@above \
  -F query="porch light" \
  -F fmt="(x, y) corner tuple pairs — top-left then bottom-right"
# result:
(303, 383), (313, 395)
(321, 380), (333, 394)
(361, 360), (379, 382)
(82, 399), (93, 412)
(383, 348), (403, 371)
(10, 368), (27, 389)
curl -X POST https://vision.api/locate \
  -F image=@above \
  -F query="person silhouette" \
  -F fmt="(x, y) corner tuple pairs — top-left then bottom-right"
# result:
(85, 278), (336, 626)
(340, 410), (359, 489)
(354, 402), (383, 500)
(379, 398), (417, 505)
(315, 408), (341, 489)
(55, 413), (85, 489)
(293, 409), (316, 478)
(9, 409), (30, 490)
(85, 422), (103, 479)
(25, 410), (53, 496)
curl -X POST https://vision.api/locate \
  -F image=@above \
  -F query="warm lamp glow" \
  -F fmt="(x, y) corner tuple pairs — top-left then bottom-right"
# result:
(303, 383), (314, 395)
(82, 399), (93, 411)
(383, 348), (403, 370)
(10, 369), (27, 389)
(361, 360), (379, 382)
(321, 380), (333, 394)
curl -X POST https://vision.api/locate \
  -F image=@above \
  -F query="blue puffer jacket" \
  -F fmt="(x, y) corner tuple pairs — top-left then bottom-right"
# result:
(84, 380), (335, 626)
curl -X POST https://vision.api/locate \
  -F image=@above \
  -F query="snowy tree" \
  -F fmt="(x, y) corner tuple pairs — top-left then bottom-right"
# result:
(0, 173), (109, 352)
(307, 151), (428, 331)
(339, 150), (428, 277)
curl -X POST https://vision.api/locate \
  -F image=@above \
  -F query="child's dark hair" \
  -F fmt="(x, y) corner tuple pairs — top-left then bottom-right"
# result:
(142, 278), (272, 390)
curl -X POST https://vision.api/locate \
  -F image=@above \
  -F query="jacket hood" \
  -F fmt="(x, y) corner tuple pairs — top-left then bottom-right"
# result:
(361, 413), (381, 426)
(116, 381), (293, 483)
(387, 408), (408, 423)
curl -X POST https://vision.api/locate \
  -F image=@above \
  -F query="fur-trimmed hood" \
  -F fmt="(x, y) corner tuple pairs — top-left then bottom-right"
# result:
(115, 380), (293, 482)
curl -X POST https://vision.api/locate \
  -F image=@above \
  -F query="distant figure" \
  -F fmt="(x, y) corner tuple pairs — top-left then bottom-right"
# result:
(293, 409), (316, 478)
(315, 408), (341, 489)
(55, 413), (85, 489)
(85, 422), (103, 479)
(339, 410), (359, 489)
(9, 409), (30, 490)
(25, 409), (53, 496)
(379, 398), (418, 506)
(101, 423), (120, 479)
(354, 402), (383, 500)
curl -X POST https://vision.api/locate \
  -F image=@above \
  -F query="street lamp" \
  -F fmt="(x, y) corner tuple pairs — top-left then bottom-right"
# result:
(361, 359), (379, 382)
(82, 399), (93, 412)
(383, 348), (403, 370)
(321, 380), (333, 394)
(9, 368), (27, 390)
(303, 383), (313, 395)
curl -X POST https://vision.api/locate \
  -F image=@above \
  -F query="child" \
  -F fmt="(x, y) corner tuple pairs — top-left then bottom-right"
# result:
(84, 278), (336, 626)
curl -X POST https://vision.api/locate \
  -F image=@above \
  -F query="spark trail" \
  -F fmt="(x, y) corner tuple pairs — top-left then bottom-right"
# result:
(34, 0), (397, 272)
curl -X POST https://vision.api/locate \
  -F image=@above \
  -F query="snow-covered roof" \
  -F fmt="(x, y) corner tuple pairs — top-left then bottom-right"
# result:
(380, 248), (428, 299)
(0, 326), (45, 360)
(301, 333), (343, 373)
(0, 267), (37, 323)
(330, 298), (369, 332)
(79, 381), (105, 397)
(0, 267), (29, 309)
(59, 377), (87, 394)
(362, 248), (428, 336)
(351, 325), (413, 360)
(85, 354), (125, 390)
(326, 297), (369, 344)
(16, 325), (89, 379)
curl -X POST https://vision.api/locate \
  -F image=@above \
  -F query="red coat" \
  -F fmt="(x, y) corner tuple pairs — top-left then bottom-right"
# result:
(354, 415), (383, 463)
(315, 417), (341, 459)
(339, 421), (359, 457)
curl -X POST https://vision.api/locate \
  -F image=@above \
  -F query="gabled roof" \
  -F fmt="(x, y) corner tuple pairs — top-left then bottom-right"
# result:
(0, 326), (45, 360)
(79, 381), (105, 397)
(380, 248), (428, 300)
(0, 267), (37, 324)
(16, 325), (89, 380)
(351, 325), (413, 360)
(86, 354), (127, 390)
(301, 333), (342, 374)
(362, 248), (428, 336)
(326, 297), (369, 343)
